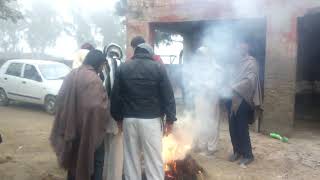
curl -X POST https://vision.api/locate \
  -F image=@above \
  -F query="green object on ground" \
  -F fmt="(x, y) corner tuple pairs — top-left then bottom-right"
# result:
(270, 133), (288, 143)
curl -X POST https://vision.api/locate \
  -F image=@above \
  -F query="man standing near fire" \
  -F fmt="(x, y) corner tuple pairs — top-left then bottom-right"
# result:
(192, 46), (223, 156)
(101, 43), (124, 180)
(111, 43), (177, 180)
(227, 38), (262, 166)
(51, 50), (109, 180)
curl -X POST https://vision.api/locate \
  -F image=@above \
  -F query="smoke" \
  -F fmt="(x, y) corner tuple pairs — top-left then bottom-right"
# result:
(165, 10), (262, 159)
(163, 25), (240, 161)
(231, 0), (261, 17)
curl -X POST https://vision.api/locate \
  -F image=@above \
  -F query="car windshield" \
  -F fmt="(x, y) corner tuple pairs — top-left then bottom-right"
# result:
(38, 63), (71, 80)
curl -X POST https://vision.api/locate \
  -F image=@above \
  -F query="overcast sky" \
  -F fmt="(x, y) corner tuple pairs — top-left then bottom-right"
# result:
(19, 0), (117, 16)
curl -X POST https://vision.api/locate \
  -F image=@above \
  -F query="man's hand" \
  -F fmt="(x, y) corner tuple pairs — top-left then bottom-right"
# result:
(231, 93), (242, 115)
(117, 121), (123, 133)
(164, 122), (174, 137)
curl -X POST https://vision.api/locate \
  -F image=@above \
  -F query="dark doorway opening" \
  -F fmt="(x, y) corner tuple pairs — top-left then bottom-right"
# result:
(150, 19), (266, 114)
(295, 12), (320, 132)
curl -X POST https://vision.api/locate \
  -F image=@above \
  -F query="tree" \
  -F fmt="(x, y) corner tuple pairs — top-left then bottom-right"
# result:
(91, 10), (126, 47)
(115, 0), (127, 16)
(69, 10), (95, 47)
(0, 0), (126, 55)
(0, 1), (64, 54)
(0, 0), (23, 53)
(24, 2), (64, 53)
(154, 30), (176, 47)
(67, 7), (126, 49)
(0, 0), (22, 22)
(0, 19), (26, 52)
(0, 0), (26, 53)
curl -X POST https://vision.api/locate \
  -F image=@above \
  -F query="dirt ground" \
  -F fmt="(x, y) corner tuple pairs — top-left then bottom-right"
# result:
(1, 104), (320, 180)
(0, 104), (65, 180)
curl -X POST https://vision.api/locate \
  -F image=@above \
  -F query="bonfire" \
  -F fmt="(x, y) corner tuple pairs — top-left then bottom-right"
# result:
(162, 134), (206, 180)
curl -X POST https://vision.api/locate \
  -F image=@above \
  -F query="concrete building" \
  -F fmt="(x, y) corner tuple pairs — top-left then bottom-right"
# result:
(124, 0), (320, 135)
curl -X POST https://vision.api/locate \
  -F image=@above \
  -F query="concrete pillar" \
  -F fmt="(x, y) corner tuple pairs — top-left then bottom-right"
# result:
(181, 33), (193, 63)
(260, 14), (298, 136)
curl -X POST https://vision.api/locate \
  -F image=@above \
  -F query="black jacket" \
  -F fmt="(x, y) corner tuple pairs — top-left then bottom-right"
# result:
(111, 53), (177, 123)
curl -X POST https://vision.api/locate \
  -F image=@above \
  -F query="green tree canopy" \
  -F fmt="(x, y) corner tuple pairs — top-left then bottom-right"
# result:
(0, 0), (126, 55)
(0, 0), (23, 22)
(24, 2), (65, 53)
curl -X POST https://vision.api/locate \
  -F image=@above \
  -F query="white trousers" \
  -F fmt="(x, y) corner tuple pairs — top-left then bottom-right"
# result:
(194, 95), (221, 152)
(123, 118), (164, 180)
(103, 133), (124, 180)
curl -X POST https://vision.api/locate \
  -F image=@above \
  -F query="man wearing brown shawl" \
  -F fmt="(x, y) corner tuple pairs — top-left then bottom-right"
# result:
(50, 50), (109, 180)
(227, 39), (262, 166)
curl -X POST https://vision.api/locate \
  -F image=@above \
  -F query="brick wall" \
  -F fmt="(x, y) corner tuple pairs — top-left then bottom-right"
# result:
(126, 0), (320, 135)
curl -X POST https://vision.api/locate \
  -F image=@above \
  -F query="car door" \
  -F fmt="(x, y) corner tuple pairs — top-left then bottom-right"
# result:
(3, 62), (24, 101)
(20, 64), (44, 104)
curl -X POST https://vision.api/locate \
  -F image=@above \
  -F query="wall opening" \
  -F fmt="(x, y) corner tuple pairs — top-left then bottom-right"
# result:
(295, 12), (320, 131)
(150, 19), (266, 109)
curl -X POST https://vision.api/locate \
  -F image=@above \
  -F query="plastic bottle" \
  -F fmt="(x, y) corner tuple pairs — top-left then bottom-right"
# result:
(270, 133), (288, 143)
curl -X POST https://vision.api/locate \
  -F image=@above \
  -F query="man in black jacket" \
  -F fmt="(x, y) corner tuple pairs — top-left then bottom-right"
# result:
(111, 43), (176, 180)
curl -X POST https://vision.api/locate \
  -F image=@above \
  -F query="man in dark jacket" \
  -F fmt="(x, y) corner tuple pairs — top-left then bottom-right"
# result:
(111, 43), (176, 180)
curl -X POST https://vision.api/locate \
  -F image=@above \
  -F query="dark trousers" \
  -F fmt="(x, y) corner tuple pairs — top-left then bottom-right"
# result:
(67, 142), (105, 180)
(227, 100), (254, 158)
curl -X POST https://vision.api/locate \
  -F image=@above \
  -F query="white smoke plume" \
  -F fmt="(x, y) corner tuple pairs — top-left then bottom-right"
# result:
(163, 0), (268, 161)
(163, 26), (238, 162)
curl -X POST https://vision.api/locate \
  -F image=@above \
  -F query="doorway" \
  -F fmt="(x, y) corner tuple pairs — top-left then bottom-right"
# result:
(295, 11), (320, 132)
(150, 19), (267, 106)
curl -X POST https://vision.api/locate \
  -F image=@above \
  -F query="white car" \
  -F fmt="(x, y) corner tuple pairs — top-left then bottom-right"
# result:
(0, 59), (71, 114)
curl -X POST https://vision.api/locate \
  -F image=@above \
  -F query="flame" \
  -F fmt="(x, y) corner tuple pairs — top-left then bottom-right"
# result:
(162, 114), (195, 179)
(162, 134), (191, 163)
(164, 160), (177, 180)
(165, 164), (170, 171)
(162, 121), (207, 180)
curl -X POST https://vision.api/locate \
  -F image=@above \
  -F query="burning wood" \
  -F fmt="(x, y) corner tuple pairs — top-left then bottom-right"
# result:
(162, 119), (206, 180)
(165, 155), (206, 180)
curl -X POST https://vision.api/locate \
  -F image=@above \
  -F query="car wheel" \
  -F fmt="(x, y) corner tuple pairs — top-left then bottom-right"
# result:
(45, 95), (56, 115)
(0, 89), (9, 106)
